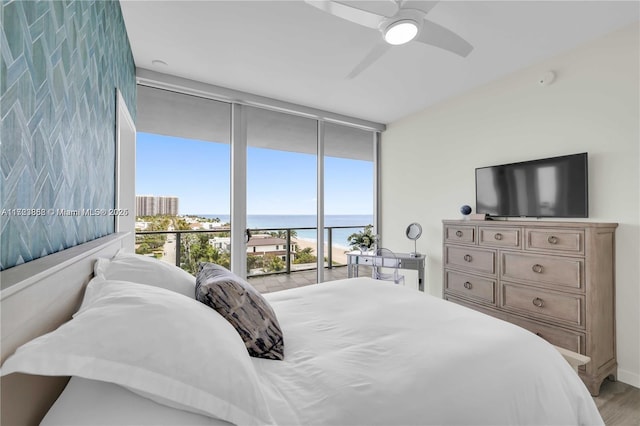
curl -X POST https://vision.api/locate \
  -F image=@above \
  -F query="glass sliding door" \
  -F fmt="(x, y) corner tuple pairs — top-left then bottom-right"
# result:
(323, 123), (376, 281)
(135, 86), (231, 273)
(135, 83), (381, 290)
(245, 106), (318, 287)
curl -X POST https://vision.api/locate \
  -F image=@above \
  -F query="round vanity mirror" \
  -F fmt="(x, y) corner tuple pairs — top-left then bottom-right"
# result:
(406, 223), (422, 257)
(406, 223), (422, 240)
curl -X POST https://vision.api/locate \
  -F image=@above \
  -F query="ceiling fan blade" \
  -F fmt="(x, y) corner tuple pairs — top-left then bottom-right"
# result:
(339, 1), (399, 17)
(305, 0), (385, 29)
(400, 1), (439, 14)
(415, 19), (473, 57)
(346, 42), (391, 79)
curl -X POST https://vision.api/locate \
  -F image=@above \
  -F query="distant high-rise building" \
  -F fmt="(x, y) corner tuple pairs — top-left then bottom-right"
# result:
(136, 195), (155, 217)
(136, 195), (179, 216)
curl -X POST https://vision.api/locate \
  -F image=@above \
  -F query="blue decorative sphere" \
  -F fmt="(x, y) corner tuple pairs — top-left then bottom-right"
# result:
(460, 205), (472, 216)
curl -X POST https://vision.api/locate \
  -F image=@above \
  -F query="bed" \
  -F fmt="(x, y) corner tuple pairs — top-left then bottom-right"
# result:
(1, 245), (603, 425)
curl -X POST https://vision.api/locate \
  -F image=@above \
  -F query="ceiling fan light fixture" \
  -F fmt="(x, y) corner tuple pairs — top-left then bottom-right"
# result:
(383, 20), (418, 45)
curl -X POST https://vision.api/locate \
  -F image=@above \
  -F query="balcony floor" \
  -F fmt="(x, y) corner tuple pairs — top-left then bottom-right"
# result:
(248, 265), (367, 294)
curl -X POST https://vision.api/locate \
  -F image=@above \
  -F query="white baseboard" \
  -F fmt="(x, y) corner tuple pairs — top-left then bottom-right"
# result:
(617, 368), (640, 388)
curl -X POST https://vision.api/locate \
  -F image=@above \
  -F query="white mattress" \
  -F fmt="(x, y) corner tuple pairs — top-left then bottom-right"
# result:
(43, 277), (603, 425)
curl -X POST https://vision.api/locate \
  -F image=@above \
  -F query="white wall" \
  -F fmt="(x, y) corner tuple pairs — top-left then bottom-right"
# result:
(380, 24), (639, 387)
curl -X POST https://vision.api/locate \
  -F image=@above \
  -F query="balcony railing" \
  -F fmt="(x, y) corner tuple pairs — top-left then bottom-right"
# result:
(135, 225), (368, 277)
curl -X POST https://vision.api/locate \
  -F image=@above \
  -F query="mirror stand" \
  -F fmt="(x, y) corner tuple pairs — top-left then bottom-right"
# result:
(406, 222), (423, 258)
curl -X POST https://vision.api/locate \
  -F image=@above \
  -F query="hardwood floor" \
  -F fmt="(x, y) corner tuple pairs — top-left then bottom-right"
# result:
(594, 379), (640, 425)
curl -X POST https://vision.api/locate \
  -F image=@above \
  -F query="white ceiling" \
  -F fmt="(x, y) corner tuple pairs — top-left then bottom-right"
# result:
(120, 1), (639, 125)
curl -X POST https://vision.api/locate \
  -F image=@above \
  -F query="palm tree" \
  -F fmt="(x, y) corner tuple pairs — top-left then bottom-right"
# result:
(293, 247), (316, 264)
(269, 229), (298, 239)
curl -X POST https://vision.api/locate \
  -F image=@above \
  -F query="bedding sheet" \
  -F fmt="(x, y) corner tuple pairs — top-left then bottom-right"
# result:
(256, 277), (603, 425)
(42, 377), (233, 426)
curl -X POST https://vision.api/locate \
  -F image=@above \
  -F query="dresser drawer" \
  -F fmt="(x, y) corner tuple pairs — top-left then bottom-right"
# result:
(445, 246), (495, 275)
(444, 295), (506, 320)
(501, 252), (583, 290)
(501, 282), (584, 327)
(445, 271), (496, 304)
(444, 225), (476, 244)
(506, 313), (584, 354)
(479, 227), (521, 248)
(526, 228), (584, 254)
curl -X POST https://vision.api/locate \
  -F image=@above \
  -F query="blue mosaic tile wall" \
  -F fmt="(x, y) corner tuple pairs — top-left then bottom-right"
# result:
(1, 0), (136, 270)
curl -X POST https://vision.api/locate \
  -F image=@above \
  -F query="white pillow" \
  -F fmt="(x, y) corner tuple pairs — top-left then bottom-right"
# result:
(94, 249), (195, 297)
(0, 279), (275, 426)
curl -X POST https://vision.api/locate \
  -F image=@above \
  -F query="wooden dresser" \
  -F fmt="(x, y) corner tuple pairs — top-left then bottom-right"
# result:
(442, 220), (617, 396)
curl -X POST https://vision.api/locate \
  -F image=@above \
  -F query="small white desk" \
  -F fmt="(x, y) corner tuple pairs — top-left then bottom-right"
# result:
(347, 251), (426, 292)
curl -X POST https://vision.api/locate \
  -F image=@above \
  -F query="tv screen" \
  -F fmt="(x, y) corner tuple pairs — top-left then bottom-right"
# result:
(475, 153), (588, 218)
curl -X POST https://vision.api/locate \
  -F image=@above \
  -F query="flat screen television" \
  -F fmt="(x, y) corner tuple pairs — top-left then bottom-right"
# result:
(475, 153), (588, 218)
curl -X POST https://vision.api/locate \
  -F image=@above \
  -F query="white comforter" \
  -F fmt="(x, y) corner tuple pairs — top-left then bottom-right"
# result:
(255, 277), (602, 425)
(42, 277), (602, 426)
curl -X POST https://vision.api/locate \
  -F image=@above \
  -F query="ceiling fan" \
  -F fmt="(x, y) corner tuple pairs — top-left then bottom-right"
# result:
(305, 0), (473, 78)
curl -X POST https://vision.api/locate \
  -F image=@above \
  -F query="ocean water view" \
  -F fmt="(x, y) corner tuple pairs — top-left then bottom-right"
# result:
(201, 214), (374, 248)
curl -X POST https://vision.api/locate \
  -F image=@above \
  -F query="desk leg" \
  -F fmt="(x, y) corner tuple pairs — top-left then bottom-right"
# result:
(348, 263), (360, 278)
(418, 266), (425, 292)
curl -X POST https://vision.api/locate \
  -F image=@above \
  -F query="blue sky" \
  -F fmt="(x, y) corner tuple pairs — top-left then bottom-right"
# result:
(136, 132), (374, 215)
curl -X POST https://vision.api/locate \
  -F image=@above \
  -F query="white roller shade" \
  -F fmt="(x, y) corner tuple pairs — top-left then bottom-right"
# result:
(138, 85), (375, 161)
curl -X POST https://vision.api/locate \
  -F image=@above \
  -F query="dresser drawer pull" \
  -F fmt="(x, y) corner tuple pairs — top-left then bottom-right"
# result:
(456, 230), (463, 237)
(494, 233), (503, 240)
(532, 297), (545, 308)
(463, 281), (473, 290)
(463, 254), (473, 262)
(532, 264), (544, 273)
(547, 235), (558, 244)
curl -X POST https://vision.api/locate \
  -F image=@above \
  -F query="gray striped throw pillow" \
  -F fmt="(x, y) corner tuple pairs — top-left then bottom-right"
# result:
(195, 262), (284, 360)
